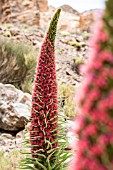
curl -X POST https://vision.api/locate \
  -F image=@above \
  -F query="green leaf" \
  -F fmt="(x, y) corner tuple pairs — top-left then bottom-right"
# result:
(35, 159), (47, 170)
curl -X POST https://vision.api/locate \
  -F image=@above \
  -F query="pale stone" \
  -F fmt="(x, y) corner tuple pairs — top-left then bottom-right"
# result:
(0, 0), (41, 25)
(0, 83), (31, 131)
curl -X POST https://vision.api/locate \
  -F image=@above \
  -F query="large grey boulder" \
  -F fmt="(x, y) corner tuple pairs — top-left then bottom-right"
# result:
(0, 83), (31, 131)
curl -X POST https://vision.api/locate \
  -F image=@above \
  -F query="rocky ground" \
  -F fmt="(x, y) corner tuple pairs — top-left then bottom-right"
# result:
(0, 22), (89, 85)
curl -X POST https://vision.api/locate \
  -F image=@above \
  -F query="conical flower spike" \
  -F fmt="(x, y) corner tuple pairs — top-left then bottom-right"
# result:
(70, 0), (113, 169)
(30, 8), (61, 168)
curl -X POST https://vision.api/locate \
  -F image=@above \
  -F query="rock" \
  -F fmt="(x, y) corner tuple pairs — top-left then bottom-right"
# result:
(0, 83), (31, 131)
(33, 40), (41, 46)
(9, 28), (20, 36)
(60, 4), (79, 15)
(38, 0), (48, 12)
(0, 133), (14, 146)
(78, 9), (103, 31)
(1, 133), (14, 139)
(0, 0), (3, 17)
(0, 0), (41, 25)
(15, 138), (23, 148)
(60, 31), (70, 37)
(16, 130), (24, 138)
(0, 136), (6, 145)
(58, 11), (80, 33)
(0, 0), (49, 25)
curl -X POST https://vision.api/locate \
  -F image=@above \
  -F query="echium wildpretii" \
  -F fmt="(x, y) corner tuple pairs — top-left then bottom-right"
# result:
(30, 9), (61, 169)
(70, 0), (113, 170)
(20, 8), (71, 170)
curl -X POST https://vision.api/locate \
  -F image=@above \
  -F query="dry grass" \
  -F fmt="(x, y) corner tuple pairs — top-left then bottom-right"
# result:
(58, 84), (76, 118)
(0, 150), (24, 170)
(0, 36), (38, 92)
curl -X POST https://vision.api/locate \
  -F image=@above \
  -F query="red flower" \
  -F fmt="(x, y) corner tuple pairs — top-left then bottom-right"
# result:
(30, 9), (61, 158)
(70, 2), (113, 169)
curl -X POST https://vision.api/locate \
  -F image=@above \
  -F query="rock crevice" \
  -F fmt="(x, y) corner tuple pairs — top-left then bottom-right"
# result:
(0, 0), (48, 25)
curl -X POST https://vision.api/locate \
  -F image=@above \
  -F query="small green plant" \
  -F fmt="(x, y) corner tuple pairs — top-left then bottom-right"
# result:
(71, 56), (85, 74)
(58, 49), (64, 54)
(74, 57), (85, 65)
(58, 84), (75, 118)
(82, 31), (91, 39)
(22, 53), (37, 93)
(60, 31), (70, 37)
(3, 30), (11, 37)
(67, 41), (81, 47)
(2, 23), (14, 29)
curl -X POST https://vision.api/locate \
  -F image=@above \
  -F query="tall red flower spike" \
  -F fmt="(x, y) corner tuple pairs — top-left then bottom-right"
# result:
(70, 0), (113, 170)
(30, 8), (61, 165)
